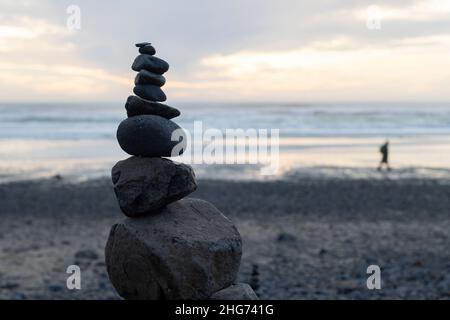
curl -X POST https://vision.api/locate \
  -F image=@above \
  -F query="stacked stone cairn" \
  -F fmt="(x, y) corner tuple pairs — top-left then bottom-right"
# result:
(105, 42), (258, 300)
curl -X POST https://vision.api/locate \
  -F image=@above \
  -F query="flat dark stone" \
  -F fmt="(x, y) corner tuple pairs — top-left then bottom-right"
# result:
(139, 44), (156, 55)
(135, 42), (151, 48)
(135, 69), (165, 87)
(116, 115), (186, 157)
(133, 84), (167, 102)
(125, 96), (180, 119)
(131, 54), (169, 74)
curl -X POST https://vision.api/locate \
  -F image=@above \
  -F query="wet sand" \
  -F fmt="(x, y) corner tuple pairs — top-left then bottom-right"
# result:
(0, 176), (449, 299)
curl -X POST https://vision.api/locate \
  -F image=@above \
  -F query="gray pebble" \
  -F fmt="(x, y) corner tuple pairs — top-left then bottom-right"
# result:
(125, 95), (180, 119)
(133, 85), (166, 102)
(112, 157), (197, 216)
(74, 249), (99, 260)
(131, 54), (169, 74)
(139, 44), (156, 55)
(135, 69), (165, 87)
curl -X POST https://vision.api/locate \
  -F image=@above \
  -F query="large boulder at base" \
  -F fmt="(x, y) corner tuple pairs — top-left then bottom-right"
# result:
(131, 54), (169, 74)
(111, 157), (197, 217)
(209, 283), (259, 300)
(116, 115), (186, 157)
(105, 198), (242, 300)
(125, 96), (180, 119)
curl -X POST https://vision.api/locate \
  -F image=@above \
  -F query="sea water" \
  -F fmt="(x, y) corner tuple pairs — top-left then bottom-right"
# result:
(1, 101), (450, 182)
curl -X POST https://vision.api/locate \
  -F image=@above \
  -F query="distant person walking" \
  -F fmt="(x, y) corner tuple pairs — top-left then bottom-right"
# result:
(377, 140), (391, 171)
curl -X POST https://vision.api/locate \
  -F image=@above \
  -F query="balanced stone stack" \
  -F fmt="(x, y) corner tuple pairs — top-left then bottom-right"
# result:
(105, 42), (258, 300)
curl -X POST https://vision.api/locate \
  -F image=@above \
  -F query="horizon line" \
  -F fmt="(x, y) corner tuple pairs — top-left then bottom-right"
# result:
(1, 100), (450, 105)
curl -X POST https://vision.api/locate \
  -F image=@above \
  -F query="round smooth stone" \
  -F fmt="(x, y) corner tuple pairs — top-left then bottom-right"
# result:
(125, 96), (180, 119)
(133, 85), (167, 102)
(135, 69), (166, 87)
(116, 115), (186, 157)
(139, 45), (156, 55)
(131, 54), (169, 74)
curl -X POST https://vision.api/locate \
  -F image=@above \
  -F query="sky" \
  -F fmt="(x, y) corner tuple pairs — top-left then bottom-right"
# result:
(0, 0), (450, 102)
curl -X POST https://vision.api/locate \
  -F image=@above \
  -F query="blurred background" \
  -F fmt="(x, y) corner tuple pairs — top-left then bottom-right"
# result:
(0, 0), (449, 300)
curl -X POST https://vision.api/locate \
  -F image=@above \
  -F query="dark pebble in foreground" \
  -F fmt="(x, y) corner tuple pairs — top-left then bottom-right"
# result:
(131, 54), (169, 74)
(125, 96), (180, 119)
(135, 69), (166, 87)
(74, 249), (99, 260)
(135, 42), (151, 48)
(139, 44), (156, 55)
(48, 284), (64, 292)
(117, 115), (186, 157)
(133, 84), (167, 102)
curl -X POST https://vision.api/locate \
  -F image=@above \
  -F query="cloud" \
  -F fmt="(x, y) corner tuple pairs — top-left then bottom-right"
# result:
(0, 15), (68, 40)
(0, 0), (450, 101)
(0, 12), (130, 101)
(354, 0), (450, 22)
(165, 33), (450, 102)
(0, 62), (129, 98)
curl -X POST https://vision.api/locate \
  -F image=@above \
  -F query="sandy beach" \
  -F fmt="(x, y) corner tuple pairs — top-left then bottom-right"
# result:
(1, 175), (449, 299)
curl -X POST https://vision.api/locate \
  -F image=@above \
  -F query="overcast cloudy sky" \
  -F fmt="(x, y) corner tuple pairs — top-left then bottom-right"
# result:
(1, 0), (450, 102)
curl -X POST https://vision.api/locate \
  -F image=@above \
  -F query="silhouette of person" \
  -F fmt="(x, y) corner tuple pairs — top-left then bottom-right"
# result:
(377, 140), (391, 171)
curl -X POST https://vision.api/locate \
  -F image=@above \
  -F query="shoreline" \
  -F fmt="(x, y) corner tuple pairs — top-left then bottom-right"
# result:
(3, 163), (450, 185)
(2, 132), (450, 184)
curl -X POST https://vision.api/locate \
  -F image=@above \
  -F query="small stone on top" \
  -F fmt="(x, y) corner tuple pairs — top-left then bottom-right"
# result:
(135, 42), (151, 48)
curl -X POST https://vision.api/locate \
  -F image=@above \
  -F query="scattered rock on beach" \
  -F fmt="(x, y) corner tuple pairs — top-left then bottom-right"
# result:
(13, 293), (26, 300)
(47, 284), (64, 292)
(1, 282), (19, 290)
(276, 232), (297, 242)
(249, 264), (260, 292)
(111, 157), (197, 217)
(125, 96), (180, 119)
(131, 54), (169, 74)
(105, 198), (242, 300)
(210, 283), (259, 300)
(133, 84), (167, 102)
(116, 115), (186, 157)
(135, 70), (166, 86)
(75, 249), (99, 260)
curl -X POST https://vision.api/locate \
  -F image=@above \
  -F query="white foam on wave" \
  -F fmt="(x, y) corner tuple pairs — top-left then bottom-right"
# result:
(1, 102), (450, 182)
